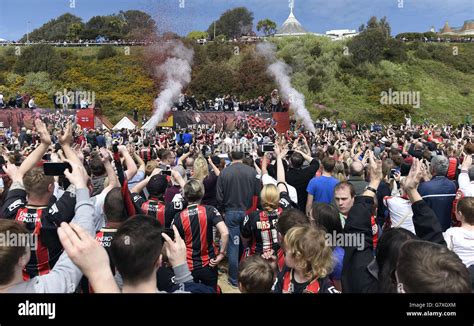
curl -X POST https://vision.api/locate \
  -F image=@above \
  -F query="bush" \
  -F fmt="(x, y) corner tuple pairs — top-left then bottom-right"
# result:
(13, 44), (65, 78)
(97, 45), (117, 60)
(308, 76), (323, 93)
(350, 28), (387, 65)
(310, 44), (322, 57)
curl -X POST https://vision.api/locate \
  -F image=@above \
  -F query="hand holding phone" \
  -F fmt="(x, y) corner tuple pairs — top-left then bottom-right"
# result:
(43, 162), (72, 176)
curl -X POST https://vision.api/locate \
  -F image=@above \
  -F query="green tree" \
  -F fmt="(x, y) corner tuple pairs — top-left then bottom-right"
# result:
(256, 19), (277, 36)
(19, 13), (83, 42)
(189, 63), (237, 99)
(350, 28), (387, 64)
(13, 44), (64, 78)
(207, 7), (254, 40)
(119, 10), (157, 40)
(67, 22), (84, 41)
(186, 31), (209, 40)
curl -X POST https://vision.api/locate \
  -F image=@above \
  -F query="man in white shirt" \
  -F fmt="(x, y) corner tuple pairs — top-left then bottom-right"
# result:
(28, 97), (36, 109)
(443, 197), (474, 267)
(459, 155), (474, 197)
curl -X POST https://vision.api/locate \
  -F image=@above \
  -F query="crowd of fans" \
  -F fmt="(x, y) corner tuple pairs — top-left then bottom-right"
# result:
(0, 114), (473, 294)
(173, 91), (288, 113)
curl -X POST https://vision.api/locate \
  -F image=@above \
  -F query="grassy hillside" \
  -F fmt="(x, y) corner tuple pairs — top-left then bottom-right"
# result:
(270, 35), (474, 124)
(0, 37), (473, 124)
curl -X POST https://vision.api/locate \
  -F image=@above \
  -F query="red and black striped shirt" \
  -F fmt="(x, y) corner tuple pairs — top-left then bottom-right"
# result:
(241, 192), (292, 256)
(1, 187), (76, 279)
(172, 205), (223, 271)
(132, 193), (185, 228)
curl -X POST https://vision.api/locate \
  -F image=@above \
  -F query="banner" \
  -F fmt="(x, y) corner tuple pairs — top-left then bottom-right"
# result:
(76, 108), (95, 130)
(172, 111), (289, 133)
(0, 109), (92, 133)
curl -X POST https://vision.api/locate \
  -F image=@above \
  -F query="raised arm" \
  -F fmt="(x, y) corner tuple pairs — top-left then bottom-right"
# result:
(118, 145), (137, 181)
(207, 156), (221, 176)
(58, 121), (82, 166)
(403, 158), (445, 245)
(17, 119), (51, 178)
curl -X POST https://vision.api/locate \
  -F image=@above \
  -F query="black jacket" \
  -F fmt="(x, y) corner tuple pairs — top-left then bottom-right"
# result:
(286, 159), (320, 212)
(341, 196), (445, 293)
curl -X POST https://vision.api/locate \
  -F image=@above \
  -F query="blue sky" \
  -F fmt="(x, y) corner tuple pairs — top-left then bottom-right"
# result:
(0, 0), (473, 40)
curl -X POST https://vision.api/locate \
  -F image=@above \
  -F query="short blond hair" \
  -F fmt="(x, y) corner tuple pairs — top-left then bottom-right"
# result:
(260, 184), (279, 212)
(284, 226), (334, 279)
(23, 167), (54, 198)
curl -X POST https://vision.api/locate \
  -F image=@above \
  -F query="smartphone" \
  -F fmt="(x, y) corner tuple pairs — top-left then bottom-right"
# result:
(390, 169), (397, 178)
(161, 170), (172, 176)
(43, 162), (72, 176)
(262, 144), (274, 152)
(161, 228), (175, 243)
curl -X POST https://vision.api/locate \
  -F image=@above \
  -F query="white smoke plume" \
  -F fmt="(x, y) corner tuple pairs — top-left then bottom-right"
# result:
(146, 40), (194, 131)
(256, 42), (315, 133)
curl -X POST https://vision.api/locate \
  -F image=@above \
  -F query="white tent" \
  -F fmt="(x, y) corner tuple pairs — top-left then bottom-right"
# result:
(141, 119), (154, 130)
(113, 116), (137, 130)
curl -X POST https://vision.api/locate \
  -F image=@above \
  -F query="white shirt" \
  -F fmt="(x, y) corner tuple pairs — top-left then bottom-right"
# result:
(383, 196), (416, 234)
(0, 94), (4, 103)
(261, 173), (298, 205)
(444, 227), (474, 267)
(28, 99), (35, 108)
(458, 171), (474, 197)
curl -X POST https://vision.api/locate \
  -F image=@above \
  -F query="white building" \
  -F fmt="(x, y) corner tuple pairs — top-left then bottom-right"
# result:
(274, 4), (309, 37)
(325, 29), (359, 40)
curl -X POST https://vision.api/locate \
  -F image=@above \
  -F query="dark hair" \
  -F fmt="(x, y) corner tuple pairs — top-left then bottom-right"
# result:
(334, 181), (355, 198)
(111, 215), (163, 285)
(230, 151), (244, 161)
(321, 157), (336, 173)
(397, 240), (471, 293)
(90, 155), (106, 176)
(290, 152), (304, 169)
(276, 208), (310, 236)
(104, 187), (127, 223)
(311, 203), (343, 234)
(242, 157), (254, 168)
(375, 228), (416, 293)
(457, 197), (474, 225)
(238, 255), (274, 293)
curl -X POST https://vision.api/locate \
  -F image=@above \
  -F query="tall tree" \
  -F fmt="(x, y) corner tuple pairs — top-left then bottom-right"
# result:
(19, 13), (83, 42)
(256, 19), (277, 36)
(207, 7), (254, 40)
(186, 31), (209, 40)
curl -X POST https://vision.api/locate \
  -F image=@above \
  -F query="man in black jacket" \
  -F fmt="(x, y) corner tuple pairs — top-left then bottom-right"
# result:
(342, 155), (446, 293)
(286, 150), (319, 212)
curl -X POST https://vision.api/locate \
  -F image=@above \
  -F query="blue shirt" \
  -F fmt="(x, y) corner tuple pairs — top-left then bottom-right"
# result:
(330, 246), (344, 281)
(183, 133), (193, 144)
(306, 176), (339, 204)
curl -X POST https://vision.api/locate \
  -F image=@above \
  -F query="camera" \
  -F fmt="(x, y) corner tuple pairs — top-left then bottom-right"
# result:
(390, 169), (397, 178)
(262, 144), (274, 152)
